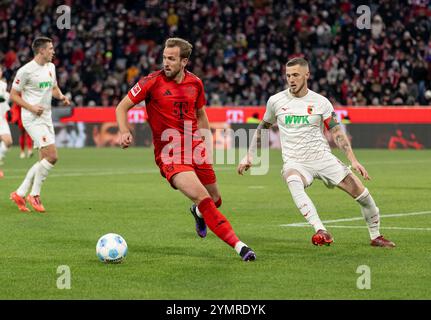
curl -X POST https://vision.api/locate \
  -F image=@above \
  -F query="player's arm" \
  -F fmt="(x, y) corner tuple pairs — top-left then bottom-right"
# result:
(10, 88), (44, 116)
(196, 106), (213, 162)
(52, 85), (71, 105)
(237, 120), (272, 175)
(326, 112), (370, 180)
(115, 95), (135, 149)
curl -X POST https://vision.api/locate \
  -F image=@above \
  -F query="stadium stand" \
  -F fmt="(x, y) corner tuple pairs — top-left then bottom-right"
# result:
(0, 0), (430, 107)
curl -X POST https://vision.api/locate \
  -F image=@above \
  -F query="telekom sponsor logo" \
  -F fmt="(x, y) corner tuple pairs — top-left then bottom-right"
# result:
(226, 110), (244, 123)
(127, 109), (146, 123)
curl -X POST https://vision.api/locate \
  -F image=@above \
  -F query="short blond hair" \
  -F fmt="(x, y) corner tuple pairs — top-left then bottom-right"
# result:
(165, 38), (193, 59)
(286, 57), (309, 68)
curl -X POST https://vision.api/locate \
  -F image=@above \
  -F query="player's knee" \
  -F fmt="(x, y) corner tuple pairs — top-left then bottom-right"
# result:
(286, 175), (304, 186)
(46, 154), (58, 165)
(286, 175), (305, 196)
(2, 136), (13, 147)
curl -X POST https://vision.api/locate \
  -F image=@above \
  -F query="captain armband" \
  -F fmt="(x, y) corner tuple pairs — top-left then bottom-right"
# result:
(324, 112), (340, 130)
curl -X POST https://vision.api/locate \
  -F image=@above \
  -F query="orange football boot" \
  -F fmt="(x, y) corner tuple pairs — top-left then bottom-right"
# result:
(10, 192), (30, 212)
(312, 229), (334, 246)
(26, 195), (46, 213)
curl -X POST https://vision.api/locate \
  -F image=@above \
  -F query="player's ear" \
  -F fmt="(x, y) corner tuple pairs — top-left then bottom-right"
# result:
(181, 58), (188, 68)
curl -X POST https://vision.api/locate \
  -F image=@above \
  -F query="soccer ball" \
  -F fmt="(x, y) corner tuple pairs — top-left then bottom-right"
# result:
(96, 233), (128, 263)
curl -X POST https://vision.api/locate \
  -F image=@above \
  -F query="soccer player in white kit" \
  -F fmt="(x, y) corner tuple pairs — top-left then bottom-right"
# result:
(9, 37), (70, 213)
(0, 67), (13, 178)
(238, 57), (395, 248)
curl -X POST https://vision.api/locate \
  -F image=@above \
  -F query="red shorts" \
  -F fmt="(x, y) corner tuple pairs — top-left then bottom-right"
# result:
(158, 162), (217, 189)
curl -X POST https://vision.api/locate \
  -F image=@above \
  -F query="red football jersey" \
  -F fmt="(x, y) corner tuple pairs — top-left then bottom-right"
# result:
(127, 69), (207, 165)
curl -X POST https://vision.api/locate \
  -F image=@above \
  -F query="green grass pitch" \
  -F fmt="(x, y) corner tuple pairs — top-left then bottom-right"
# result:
(0, 148), (430, 299)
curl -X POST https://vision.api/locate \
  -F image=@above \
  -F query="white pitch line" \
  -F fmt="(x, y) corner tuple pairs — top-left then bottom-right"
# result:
(285, 225), (431, 231)
(280, 210), (431, 227)
(3, 169), (159, 179)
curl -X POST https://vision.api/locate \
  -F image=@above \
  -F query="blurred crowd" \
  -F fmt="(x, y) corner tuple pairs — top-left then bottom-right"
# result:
(0, 0), (430, 107)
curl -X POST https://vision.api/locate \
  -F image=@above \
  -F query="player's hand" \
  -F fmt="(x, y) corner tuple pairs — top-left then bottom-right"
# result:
(60, 95), (71, 106)
(237, 154), (252, 175)
(351, 160), (370, 180)
(31, 104), (44, 116)
(119, 131), (133, 149)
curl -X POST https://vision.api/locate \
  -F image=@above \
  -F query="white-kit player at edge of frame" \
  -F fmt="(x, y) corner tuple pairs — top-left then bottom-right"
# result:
(238, 57), (395, 248)
(9, 36), (71, 213)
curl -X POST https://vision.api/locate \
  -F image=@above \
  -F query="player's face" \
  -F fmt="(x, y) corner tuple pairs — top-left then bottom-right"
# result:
(286, 65), (309, 94)
(163, 47), (187, 79)
(40, 42), (55, 63)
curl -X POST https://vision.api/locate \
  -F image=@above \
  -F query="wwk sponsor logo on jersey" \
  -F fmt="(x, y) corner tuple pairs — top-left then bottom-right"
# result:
(285, 115), (309, 125)
(39, 81), (53, 89)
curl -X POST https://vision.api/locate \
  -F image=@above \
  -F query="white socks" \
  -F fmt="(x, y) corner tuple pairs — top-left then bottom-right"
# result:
(234, 241), (247, 254)
(356, 188), (381, 240)
(286, 175), (325, 232)
(30, 159), (54, 196)
(0, 141), (8, 160)
(195, 205), (203, 218)
(17, 161), (40, 197)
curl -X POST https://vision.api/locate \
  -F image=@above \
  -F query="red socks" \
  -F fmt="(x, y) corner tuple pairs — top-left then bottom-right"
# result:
(198, 197), (239, 248)
(214, 197), (222, 208)
(19, 131), (33, 151)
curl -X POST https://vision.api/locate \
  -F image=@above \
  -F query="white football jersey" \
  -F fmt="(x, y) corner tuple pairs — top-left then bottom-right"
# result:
(0, 80), (10, 114)
(12, 60), (57, 123)
(263, 88), (334, 162)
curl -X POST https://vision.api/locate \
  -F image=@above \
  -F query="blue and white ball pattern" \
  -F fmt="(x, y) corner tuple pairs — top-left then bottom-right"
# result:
(96, 233), (128, 263)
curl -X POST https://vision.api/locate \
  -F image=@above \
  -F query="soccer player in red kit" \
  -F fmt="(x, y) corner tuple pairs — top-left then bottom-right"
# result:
(116, 38), (256, 261)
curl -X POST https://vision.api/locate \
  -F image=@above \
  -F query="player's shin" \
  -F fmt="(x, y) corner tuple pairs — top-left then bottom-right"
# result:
(355, 188), (381, 240)
(197, 197), (240, 248)
(286, 175), (325, 232)
(16, 161), (40, 196)
(30, 159), (54, 196)
(0, 141), (9, 161)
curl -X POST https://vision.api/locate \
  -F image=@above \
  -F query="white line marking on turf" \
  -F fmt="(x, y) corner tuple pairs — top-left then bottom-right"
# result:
(317, 225), (431, 231)
(4, 169), (160, 179)
(248, 186), (265, 189)
(280, 210), (431, 229)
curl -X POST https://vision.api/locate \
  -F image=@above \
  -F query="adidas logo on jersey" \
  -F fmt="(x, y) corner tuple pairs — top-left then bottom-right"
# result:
(163, 90), (172, 96)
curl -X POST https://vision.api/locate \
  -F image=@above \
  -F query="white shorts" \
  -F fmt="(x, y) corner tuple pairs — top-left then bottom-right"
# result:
(0, 115), (11, 136)
(23, 120), (55, 149)
(282, 153), (352, 188)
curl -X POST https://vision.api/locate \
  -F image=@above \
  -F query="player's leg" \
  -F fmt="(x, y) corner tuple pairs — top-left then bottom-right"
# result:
(283, 168), (332, 245)
(172, 171), (256, 261)
(0, 114), (13, 166)
(0, 134), (12, 163)
(26, 143), (57, 212)
(19, 125), (26, 158)
(25, 131), (33, 157)
(337, 174), (395, 247)
(11, 127), (38, 212)
(189, 165), (221, 238)
(0, 133), (12, 178)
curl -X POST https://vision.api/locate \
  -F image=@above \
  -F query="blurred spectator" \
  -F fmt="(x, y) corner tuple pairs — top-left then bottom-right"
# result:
(0, 0), (429, 107)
